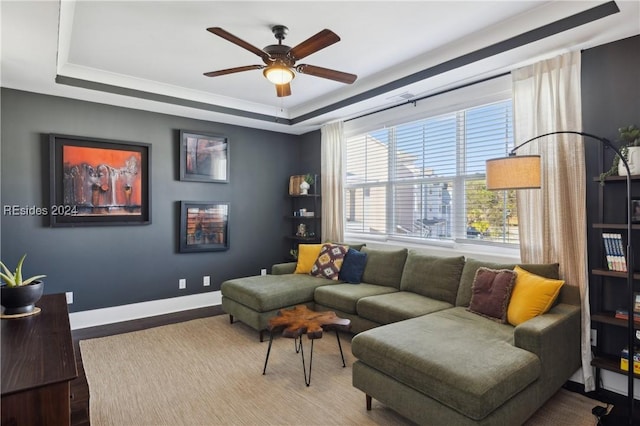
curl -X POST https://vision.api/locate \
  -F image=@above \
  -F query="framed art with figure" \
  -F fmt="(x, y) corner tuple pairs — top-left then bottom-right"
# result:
(179, 131), (229, 183)
(49, 134), (151, 227)
(179, 201), (229, 253)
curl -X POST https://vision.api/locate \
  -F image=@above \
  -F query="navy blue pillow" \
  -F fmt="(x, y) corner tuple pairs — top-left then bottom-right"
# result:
(339, 248), (368, 284)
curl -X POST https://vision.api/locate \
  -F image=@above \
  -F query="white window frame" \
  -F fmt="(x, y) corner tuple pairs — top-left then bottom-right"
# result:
(342, 75), (520, 257)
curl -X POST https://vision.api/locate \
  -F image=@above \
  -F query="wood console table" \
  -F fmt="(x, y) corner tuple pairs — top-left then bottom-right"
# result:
(1, 293), (78, 425)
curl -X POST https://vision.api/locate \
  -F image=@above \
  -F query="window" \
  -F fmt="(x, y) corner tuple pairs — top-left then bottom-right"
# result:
(344, 99), (518, 246)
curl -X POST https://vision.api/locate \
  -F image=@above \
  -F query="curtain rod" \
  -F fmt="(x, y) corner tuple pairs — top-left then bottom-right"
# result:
(344, 71), (511, 123)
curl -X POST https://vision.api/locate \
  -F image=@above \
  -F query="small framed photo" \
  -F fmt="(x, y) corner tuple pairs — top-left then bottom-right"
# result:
(632, 199), (640, 224)
(179, 131), (229, 183)
(49, 134), (151, 227)
(179, 201), (229, 253)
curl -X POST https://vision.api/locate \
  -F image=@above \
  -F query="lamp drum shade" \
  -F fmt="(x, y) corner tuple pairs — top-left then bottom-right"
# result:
(486, 155), (541, 190)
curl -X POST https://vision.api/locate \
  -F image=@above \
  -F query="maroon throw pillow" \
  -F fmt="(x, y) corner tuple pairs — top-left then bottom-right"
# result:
(467, 267), (517, 323)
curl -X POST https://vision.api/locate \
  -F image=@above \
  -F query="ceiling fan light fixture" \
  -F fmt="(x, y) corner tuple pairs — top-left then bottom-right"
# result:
(263, 65), (294, 85)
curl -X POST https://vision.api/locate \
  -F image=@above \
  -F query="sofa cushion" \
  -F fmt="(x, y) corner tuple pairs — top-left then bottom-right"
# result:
(468, 267), (517, 323)
(507, 266), (564, 326)
(351, 308), (541, 420)
(333, 242), (365, 251)
(339, 248), (368, 284)
(310, 243), (348, 280)
(294, 244), (324, 274)
(456, 259), (560, 307)
(400, 251), (465, 304)
(314, 283), (398, 314)
(356, 291), (452, 324)
(360, 247), (408, 289)
(221, 274), (332, 312)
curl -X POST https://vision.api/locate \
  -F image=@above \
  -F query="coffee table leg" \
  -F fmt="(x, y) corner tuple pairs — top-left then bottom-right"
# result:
(299, 337), (314, 387)
(335, 330), (346, 367)
(262, 330), (275, 375)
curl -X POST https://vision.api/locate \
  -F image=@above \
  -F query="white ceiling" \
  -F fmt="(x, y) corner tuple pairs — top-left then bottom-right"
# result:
(2, 1), (639, 135)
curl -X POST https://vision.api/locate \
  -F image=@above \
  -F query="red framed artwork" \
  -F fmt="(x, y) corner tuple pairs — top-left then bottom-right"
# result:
(49, 134), (151, 227)
(179, 201), (229, 252)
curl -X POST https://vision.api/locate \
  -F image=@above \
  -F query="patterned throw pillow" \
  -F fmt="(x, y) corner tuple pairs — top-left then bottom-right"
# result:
(468, 267), (517, 323)
(310, 243), (348, 280)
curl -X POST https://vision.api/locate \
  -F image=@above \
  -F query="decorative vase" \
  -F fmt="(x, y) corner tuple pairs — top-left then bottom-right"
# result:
(299, 181), (310, 195)
(618, 146), (640, 176)
(1, 280), (44, 315)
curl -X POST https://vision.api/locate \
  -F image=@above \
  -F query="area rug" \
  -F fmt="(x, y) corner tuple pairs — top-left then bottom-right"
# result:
(80, 315), (605, 426)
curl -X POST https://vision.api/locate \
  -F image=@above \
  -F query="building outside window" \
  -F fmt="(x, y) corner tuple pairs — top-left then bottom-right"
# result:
(344, 99), (518, 247)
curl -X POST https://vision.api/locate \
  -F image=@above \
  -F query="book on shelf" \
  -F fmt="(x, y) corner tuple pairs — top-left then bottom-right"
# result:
(616, 294), (640, 322)
(602, 232), (627, 272)
(620, 347), (640, 374)
(615, 309), (640, 322)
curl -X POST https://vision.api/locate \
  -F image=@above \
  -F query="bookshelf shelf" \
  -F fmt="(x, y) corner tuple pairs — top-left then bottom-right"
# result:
(593, 223), (640, 230)
(592, 354), (640, 379)
(589, 168), (639, 413)
(592, 268), (640, 280)
(592, 175), (640, 183)
(286, 175), (321, 259)
(592, 311), (640, 328)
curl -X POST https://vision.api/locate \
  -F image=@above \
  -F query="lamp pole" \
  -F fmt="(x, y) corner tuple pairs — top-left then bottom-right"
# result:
(506, 131), (635, 424)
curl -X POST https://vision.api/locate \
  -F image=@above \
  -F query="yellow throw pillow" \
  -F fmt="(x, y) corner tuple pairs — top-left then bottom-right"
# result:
(294, 244), (324, 274)
(507, 265), (564, 326)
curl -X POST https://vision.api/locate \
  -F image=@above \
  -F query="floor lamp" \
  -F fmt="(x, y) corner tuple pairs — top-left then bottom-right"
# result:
(485, 130), (636, 425)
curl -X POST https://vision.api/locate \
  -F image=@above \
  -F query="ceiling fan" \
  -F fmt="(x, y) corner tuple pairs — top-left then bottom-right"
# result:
(203, 25), (357, 97)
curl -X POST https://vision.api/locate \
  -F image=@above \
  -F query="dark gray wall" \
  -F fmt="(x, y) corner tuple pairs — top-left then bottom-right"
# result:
(582, 35), (640, 355)
(1, 88), (309, 312)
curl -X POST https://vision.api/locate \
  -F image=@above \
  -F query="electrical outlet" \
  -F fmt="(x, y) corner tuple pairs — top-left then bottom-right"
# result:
(179, 279), (186, 289)
(66, 291), (73, 304)
(261, 268), (267, 276)
(591, 329), (597, 346)
(203, 276), (210, 286)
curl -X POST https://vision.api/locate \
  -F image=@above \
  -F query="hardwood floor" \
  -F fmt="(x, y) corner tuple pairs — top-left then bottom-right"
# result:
(69, 305), (224, 426)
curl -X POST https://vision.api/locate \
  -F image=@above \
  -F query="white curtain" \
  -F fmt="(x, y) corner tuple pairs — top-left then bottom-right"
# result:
(320, 121), (345, 242)
(512, 52), (594, 391)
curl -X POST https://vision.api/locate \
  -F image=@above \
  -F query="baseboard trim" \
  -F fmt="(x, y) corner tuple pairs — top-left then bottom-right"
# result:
(69, 291), (222, 330)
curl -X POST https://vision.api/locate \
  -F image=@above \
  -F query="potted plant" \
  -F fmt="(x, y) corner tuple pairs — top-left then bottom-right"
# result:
(299, 174), (315, 195)
(600, 125), (640, 182)
(1, 254), (46, 315)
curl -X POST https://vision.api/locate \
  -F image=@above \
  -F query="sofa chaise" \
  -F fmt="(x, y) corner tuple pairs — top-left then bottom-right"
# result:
(220, 245), (581, 425)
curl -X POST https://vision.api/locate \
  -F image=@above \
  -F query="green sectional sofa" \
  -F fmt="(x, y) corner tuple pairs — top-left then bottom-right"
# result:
(220, 246), (581, 425)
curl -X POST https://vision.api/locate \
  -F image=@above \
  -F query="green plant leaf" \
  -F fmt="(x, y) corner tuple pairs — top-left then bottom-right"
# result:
(22, 275), (46, 286)
(0, 260), (16, 286)
(0, 272), (16, 287)
(14, 254), (27, 286)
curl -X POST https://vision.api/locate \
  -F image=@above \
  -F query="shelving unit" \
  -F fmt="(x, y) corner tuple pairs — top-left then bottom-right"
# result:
(589, 175), (640, 387)
(286, 175), (321, 260)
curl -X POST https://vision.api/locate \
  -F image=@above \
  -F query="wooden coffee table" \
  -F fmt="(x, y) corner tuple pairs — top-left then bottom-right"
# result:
(262, 305), (351, 386)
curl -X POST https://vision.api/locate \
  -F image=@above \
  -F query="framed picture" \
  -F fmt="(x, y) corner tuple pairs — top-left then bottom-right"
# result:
(179, 201), (229, 252)
(632, 199), (640, 224)
(49, 134), (151, 227)
(180, 131), (229, 183)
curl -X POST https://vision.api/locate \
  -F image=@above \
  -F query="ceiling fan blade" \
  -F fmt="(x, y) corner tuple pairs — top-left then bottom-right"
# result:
(203, 65), (264, 77)
(296, 64), (357, 84)
(275, 83), (292, 97)
(288, 29), (340, 60)
(207, 27), (270, 61)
